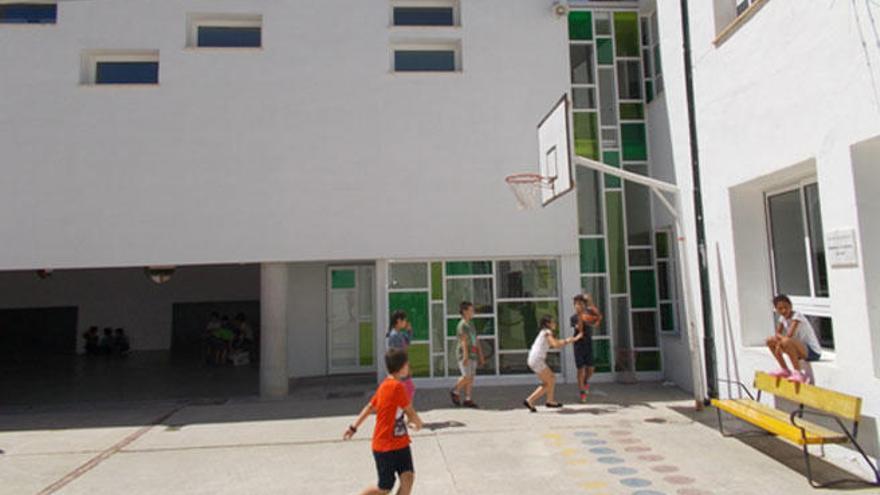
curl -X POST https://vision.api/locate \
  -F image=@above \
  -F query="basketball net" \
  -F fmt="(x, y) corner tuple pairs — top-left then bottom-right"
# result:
(505, 173), (556, 210)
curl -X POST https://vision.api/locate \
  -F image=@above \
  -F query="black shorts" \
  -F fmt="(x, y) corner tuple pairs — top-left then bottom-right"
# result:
(574, 340), (594, 368)
(373, 446), (414, 490)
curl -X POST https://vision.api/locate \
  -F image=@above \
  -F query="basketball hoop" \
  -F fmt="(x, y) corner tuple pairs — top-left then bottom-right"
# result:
(505, 173), (556, 210)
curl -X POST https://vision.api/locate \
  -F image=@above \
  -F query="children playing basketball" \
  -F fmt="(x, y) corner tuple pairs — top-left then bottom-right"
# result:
(344, 348), (424, 495)
(450, 301), (484, 408)
(766, 294), (822, 383)
(386, 310), (415, 399)
(571, 294), (602, 402)
(523, 315), (582, 411)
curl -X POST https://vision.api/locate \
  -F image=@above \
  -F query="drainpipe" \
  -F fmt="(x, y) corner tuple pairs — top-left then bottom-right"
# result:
(679, 0), (718, 401)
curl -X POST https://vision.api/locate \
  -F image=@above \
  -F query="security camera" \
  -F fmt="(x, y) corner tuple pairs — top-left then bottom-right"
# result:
(553, 1), (569, 18)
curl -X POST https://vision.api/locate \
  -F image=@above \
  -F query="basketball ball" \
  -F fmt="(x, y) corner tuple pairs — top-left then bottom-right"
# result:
(581, 312), (600, 326)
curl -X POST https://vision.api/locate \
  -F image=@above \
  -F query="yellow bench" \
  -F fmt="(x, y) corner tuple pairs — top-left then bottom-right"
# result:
(712, 372), (880, 488)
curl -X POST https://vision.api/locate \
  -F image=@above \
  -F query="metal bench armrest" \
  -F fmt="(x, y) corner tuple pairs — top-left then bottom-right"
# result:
(717, 378), (755, 400)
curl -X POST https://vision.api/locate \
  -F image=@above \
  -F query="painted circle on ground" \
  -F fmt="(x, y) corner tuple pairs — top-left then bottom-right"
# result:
(676, 489), (713, 495)
(574, 431), (597, 437)
(578, 481), (607, 490)
(650, 465), (679, 473)
(608, 467), (638, 476)
(664, 475), (696, 485)
(597, 456), (625, 464)
(620, 478), (652, 488)
(624, 446), (652, 453)
(616, 438), (640, 444)
(638, 454), (664, 462)
(589, 447), (616, 454)
(581, 439), (607, 445)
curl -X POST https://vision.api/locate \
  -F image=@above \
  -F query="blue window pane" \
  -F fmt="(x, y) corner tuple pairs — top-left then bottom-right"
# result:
(394, 50), (455, 72)
(0, 3), (57, 24)
(95, 62), (159, 84)
(393, 7), (454, 26)
(197, 26), (261, 47)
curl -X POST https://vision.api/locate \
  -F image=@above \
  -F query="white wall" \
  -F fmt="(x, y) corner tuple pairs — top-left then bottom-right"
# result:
(0, 265), (259, 351)
(656, 0), (880, 462)
(286, 262), (329, 378)
(0, 0), (576, 271)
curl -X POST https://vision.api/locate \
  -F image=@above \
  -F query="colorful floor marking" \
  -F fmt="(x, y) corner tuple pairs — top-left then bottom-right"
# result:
(663, 475), (696, 485)
(638, 454), (665, 462)
(589, 447), (615, 454)
(624, 446), (652, 452)
(607, 467), (638, 476)
(597, 456), (625, 464)
(650, 465), (679, 473)
(581, 439), (607, 445)
(578, 481), (608, 490)
(617, 438), (641, 444)
(676, 489), (713, 495)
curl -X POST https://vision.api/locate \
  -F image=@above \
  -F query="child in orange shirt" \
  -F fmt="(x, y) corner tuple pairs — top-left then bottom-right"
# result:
(344, 348), (423, 495)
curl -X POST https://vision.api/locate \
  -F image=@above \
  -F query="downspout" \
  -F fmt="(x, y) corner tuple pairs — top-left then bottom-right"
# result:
(679, 0), (718, 401)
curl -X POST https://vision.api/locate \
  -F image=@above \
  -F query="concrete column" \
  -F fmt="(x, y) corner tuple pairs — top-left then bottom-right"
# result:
(560, 252), (582, 384)
(374, 259), (389, 382)
(260, 262), (289, 398)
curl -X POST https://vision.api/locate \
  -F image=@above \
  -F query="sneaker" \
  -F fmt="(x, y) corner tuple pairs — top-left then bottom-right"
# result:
(450, 390), (461, 406)
(788, 371), (806, 383)
(523, 400), (537, 413)
(579, 391), (587, 403)
(463, 400), (479, 408)
(768, 368), (791, 378)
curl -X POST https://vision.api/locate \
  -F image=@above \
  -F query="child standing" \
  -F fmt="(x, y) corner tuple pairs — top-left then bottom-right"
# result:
(523, 315), (581, 411)
(571, 294), (602, 403)
(766, 294), (822, 383)
(450, 301), (484, 408)
(344, 348), (424, 495)
(386, 310), (415, 400)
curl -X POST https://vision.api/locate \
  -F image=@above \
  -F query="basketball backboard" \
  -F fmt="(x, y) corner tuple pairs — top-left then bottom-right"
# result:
(536, 94), (573, 206)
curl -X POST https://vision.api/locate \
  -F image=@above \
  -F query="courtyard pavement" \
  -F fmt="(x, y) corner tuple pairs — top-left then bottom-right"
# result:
(2, 380), (878, 494)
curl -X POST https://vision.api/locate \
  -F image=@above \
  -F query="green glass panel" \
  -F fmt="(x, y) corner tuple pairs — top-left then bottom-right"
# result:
(477, 338), (496, 375)
(408, 343), (430, 377)
(577, 167), (603, 235)
(655, 231), (670, 259)
(431, 262), (443, 300)
(359, 322), (373, 366)
(389, 263), (427, 289)
(331, 269), (356, 289)
(632, 311), (657, 347)
(606, 191), (627, 294)
(579, 238), (606, 274)
(661, 303), (675, 331)
(498, 301), (559, 350)
(431, 303), (445, 350)
(645, 80), (654, 103)
(593, 338), (611, 372)
(388, 291), (429, 340)
(635, 351), (661, 371)
(621, 123), (647, 161)
(630, 270), (657, 308)
(653, 44), (662, 75)
(596, 37), (613, 65)
(573, 112), (599, 160)
(497, 260), (558, 298)
(568, 11), (592, 40)
(445, 261), (492, 276)
(603, 150), (621, 188)
(614, 12), (639, 57)
(619, 103), (644, 120)
(447, 317), (495, 337)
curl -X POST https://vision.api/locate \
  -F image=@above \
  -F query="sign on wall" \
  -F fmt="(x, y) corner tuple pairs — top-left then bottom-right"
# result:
(826, 229), (859, 268)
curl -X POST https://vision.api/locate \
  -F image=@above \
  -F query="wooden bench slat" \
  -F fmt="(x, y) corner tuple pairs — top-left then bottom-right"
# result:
(712, 398), (848, 445)
(754, 372), (862, 421)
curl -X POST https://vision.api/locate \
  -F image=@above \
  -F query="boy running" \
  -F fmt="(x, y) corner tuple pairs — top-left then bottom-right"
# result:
(450, 301), (484, 408)
(344, 348), (423, 495)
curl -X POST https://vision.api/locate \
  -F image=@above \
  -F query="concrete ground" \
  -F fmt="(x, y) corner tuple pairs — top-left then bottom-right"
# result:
(2, 381), (879, 495)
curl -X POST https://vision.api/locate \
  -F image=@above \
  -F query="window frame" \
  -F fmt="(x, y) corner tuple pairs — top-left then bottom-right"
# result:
(186, 14), (263, 49)
(389, 0), (460, 28)
(764, 178), (831, 318)
(390, 41), (462, 73)
(81, 50), (160, 86)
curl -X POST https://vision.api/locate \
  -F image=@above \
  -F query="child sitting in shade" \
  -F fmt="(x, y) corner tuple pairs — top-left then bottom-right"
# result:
(766, 294), (822, 383)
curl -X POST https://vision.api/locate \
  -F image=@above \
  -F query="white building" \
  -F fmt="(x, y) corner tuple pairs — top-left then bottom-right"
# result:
(5, 0), (877, 468)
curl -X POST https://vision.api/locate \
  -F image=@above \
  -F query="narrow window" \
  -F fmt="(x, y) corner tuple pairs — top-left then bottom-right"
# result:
(393, 7), (454, 26)
(198, 26), (261, 47)
(0, 2), (56, 24)
(394, 49), (456, 72)
(95, 61), (159, 84)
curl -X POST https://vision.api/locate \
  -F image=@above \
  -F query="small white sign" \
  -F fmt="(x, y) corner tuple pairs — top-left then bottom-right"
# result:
(826, 229), (858, 268)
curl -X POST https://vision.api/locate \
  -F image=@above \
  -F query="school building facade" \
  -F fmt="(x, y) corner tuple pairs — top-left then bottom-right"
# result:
(2, 0), (879, 461)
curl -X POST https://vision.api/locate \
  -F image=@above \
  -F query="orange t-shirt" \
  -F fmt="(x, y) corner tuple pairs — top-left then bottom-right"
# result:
(370, 377), (411, 452)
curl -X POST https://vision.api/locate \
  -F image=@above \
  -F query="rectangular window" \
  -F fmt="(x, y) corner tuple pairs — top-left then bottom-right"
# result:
(188, 15), (263, 48)
(569, 44), (595, 84)
(0, 2), (56, 24)
(84, 51), (160, 86)
(393, 6), (454, 26)
(198, 26), (261, 47)
(617, 60), (642, 100)
(394, 49), (456, 72)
